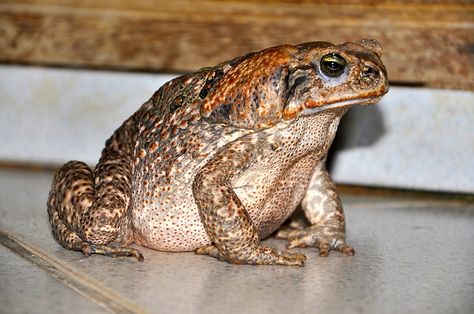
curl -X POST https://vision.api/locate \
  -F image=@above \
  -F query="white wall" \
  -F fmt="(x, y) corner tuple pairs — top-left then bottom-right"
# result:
(331, 87), (474, 193)
(0, 66), (175, 165)
(1, 65), (473, 193)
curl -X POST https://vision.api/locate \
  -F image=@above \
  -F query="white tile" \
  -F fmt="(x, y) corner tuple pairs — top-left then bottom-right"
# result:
(0, 65), (176, 165)
(1, 65), (473, 192)
(331, 87), (474, 193)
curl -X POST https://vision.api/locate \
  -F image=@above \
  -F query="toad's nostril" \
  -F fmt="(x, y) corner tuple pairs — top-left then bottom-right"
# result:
(362, 66), (377, 77)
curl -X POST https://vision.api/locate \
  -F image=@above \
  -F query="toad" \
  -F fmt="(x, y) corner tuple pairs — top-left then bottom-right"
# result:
(48, 39), (388, 266)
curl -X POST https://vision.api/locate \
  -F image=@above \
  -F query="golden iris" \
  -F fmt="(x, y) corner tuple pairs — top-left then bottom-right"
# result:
(320, 53), (347, 77)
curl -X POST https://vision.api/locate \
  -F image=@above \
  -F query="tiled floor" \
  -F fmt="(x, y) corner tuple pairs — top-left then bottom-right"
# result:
(1, 168), (473, 314)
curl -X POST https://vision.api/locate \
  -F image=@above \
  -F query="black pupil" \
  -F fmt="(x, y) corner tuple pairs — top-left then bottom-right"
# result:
(326, 60), (341, 70)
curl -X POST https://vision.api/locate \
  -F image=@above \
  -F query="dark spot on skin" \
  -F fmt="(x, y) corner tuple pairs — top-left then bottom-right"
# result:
(207, 103), (232, 122)
(281, 70), (292, 108)
(199, 87), (210, 99)
(170, 100), (182, 112)
(251, 93), (259, 109)
(270, 143), (279, 151)
(199, 69), (225, 100)
(284, 68), (291, 87)
(293, 76), (307, 89)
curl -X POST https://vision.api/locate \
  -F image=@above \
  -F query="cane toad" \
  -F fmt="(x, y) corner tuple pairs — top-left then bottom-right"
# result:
(48, 39), (388, 266)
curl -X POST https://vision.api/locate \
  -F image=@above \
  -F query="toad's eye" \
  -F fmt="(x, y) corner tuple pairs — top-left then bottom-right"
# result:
(320, 53), (347, 78)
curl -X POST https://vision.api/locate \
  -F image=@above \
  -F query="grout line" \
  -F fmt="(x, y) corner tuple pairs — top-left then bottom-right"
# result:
(0, 230), (148, 314)
(345, 200), (474, 211)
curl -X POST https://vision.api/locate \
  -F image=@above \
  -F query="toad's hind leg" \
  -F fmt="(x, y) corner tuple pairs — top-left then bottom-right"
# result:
(47, 159), (143, 261)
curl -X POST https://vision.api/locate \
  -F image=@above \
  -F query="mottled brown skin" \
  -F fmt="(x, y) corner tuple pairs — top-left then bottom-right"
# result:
(47, 39), (388, 266)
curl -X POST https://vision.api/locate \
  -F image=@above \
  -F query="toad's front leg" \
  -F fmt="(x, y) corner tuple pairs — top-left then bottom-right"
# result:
(192, 138), (306, 266)
(276, 160), (355, 257)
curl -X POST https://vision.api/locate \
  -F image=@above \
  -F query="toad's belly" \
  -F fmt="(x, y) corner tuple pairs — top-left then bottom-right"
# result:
(131, 183), (210, 251)
(131, 155), (317, 252)
(130, 184), (299, 252)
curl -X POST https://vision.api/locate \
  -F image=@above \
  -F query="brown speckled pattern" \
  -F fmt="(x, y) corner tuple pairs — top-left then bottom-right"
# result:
(47, 39), (388, 265)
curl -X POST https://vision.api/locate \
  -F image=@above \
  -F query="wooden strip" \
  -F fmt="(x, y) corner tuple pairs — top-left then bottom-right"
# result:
(337, 184), (474, 202)
(0, 1), (473, 89)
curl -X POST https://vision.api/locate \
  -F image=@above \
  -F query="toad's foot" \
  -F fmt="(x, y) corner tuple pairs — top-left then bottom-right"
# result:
(81, 242), (144, 262)
(195, 244), (306, 266)
(276, 226), (355, 257)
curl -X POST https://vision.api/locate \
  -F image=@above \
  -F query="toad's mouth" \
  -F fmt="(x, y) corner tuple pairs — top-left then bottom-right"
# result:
(301, 95), (384, 116)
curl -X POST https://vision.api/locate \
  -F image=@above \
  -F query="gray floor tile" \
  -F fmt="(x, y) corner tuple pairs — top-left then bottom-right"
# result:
(0, 246), (105, 314)
(0, 168), (473, 314)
